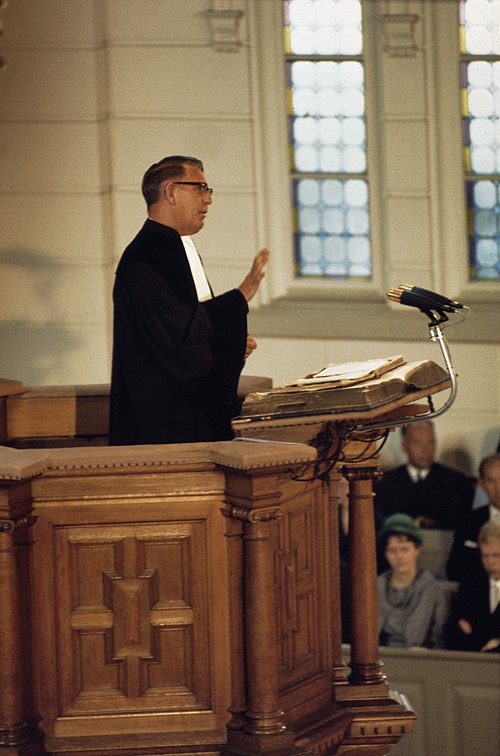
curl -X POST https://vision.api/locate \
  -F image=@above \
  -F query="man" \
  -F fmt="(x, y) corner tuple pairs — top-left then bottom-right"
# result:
(472, 434), (500, 509)
(109, 155), (269, 445)
(374, 420), (474, 530)
(447, 453), (500, 582)
(447, 520), (500, 653)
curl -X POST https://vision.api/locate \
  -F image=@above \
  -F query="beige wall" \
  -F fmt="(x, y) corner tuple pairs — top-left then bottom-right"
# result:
(0, 0), (498, 471)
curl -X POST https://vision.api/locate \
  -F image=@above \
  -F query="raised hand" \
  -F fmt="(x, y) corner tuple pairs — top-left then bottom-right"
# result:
(238, 248), (270, 302)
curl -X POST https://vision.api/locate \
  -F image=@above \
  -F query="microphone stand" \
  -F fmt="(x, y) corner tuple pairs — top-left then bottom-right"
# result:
(349, 304), (467, 438)
(427, 318), (457, 420)
(289, 304), (467, 480)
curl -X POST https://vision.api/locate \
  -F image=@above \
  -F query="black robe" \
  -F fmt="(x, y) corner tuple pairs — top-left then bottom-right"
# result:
(109, 219), (248, 445)
(446, 505), (490, 582)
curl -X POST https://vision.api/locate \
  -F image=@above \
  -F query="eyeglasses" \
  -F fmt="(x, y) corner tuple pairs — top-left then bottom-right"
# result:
(171, 181), (213, 196)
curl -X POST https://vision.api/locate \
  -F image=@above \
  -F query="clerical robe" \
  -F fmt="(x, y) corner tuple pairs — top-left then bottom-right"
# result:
(109, 219), (248, 445)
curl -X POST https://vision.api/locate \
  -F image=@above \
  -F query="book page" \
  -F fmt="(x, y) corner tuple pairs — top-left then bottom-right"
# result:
(284, 356), (405, 387)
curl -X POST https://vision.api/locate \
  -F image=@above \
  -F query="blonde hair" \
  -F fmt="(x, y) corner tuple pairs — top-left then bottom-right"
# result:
(478, 520), (500, 546)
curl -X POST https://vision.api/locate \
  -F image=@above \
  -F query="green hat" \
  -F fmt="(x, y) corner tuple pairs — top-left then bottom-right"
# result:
(378, 513), (424, 546)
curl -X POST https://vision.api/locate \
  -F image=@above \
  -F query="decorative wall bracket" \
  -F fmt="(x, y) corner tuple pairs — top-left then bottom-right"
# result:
(203, 1), (244, 53)
(379, 13), (419, 58)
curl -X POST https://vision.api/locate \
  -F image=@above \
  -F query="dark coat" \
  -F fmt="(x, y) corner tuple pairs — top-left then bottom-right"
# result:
(374, 462), (474, 530)
(447, 569), (500, 652)
(446, 505), (491, 582)
(109, 220), (248, 445)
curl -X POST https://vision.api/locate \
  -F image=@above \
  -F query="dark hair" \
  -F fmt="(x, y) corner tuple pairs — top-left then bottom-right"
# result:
(141, 155), (204, 208)
(479, 452), (500, 479)
(401, 419), (434, 438)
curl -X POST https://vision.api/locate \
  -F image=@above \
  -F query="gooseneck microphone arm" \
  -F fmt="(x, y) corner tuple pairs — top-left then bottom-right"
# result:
(350, 284), (469, 436)
(426, 320), (457, 420)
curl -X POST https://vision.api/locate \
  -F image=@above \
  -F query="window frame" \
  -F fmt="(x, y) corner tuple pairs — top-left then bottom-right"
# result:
(458, 0), (500, 282)
(248, 0), (499, 343)
(284, 4), (373, 282)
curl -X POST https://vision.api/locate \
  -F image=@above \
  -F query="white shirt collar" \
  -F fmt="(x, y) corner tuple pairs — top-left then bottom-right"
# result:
(407, 464), (429, 483)
(489, 505), (500, 523)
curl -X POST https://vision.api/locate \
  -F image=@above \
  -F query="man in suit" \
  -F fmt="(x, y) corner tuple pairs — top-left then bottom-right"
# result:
(109, 155), (269, 445)
(447, 520), (500, 652)
(447, 452), (500, 582)
(374, 420), (474, 531)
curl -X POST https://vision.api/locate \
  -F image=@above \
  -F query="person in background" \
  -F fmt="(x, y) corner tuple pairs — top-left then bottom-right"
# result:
(109, 155), (269, 445)
(447, 452), (500, 582)
(447, 520), (500, 653)
(374, 420), (474, 530)
(377, 514), (451, 649)
(471, 434), (500, 509)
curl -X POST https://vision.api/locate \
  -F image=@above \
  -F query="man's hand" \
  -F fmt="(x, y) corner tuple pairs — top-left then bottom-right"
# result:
(458, 618), (473, 635)
(481, 638), (500, 652)
(244, 335), (257, 359)
(238, 248), (270, 302)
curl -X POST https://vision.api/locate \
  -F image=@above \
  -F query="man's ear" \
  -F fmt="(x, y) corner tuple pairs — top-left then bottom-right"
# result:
(163, 182), (176, 204)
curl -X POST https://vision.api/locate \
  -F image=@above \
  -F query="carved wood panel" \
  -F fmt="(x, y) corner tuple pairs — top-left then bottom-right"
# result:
(55, 523), (208, 712)
(31, 492), (231, 739)
(274, 481), (333, 695)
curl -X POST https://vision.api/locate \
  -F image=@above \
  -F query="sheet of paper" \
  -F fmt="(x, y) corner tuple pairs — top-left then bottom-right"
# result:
(285, 356), (404, 387)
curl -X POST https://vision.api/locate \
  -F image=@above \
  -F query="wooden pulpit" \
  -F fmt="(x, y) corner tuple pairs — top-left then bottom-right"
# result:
(0, 366), (451, 755)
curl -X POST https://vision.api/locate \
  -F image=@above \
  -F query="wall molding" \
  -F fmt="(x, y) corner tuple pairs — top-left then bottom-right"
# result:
(203, 1), (244, 52)
(249, 298), (500, 345)
(379, 12), (420, 58)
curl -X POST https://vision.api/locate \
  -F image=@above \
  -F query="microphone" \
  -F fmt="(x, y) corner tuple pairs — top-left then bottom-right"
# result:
(398, 284), (464, 310)
(387, 284), (464, 313)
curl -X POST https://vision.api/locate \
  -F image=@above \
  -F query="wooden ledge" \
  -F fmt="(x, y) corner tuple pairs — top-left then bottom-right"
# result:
(5, 375), (271, 401)
(0, 439), (316, 481)
(12, 383), (110, 399)
(0, 377), (27, 398)
(0, 446), (51, 481)
(209, 438), (317, 469)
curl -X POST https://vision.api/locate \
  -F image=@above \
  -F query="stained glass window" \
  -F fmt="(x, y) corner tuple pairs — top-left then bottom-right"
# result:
(284, 0), (371, 279)
(460, 0), (500, 280)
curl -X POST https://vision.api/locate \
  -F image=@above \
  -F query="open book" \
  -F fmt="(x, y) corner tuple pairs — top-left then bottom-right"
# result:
(283, 355), (405, 389)
(237, 359), (451, 420)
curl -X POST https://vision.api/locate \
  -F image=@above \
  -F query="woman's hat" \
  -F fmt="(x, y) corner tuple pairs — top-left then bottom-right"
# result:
(378, 513), (424, 546)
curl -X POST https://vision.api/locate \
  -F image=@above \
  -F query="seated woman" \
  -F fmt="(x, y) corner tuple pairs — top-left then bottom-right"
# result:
(377, 513), (450, 648)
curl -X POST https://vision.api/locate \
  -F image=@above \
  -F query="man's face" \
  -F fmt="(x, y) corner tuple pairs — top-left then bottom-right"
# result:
(480, 540), (500, 580)
(402, 424), (436, 469)
(480, 460), (500, 511)
(165, 164), (212, 236)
